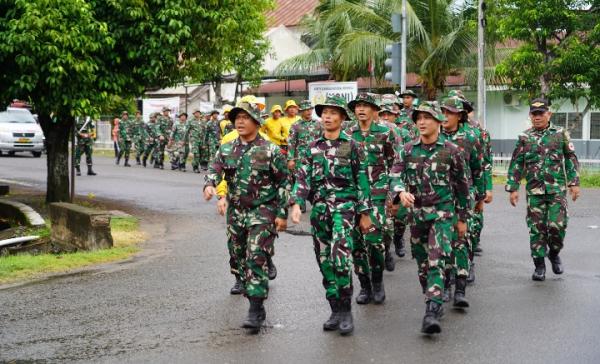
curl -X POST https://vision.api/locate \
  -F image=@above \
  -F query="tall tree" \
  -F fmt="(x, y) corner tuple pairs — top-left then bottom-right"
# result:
(276, 0), (477, 100)
(0, 0), (271, 202)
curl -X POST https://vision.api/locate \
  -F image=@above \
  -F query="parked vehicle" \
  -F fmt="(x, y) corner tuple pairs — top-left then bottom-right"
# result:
(0, 108), (45, 157)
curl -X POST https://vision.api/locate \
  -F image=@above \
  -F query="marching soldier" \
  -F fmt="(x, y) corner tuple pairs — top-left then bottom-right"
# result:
(390, 101), (470, 334)
(205, 110), (221, 163)
(287, 100), (321, 173)
(141, 113), (158, 167)
(290, 95), (373, 336)
(154, 107), (172, 169)
(506, 98), (580, 281)
(346, 93), (395, 304)
(74, 117), (97, 176)
(132, 111), (145, 165)
(169, 113), (189, 171)
(116, 111), (133, 167)
(204, 99), (289, 334)
(399, 90), (418, 119)
(187, 109), (208, 173)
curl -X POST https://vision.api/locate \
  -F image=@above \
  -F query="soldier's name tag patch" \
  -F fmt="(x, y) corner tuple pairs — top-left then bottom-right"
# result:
(336, 143), (352, 158)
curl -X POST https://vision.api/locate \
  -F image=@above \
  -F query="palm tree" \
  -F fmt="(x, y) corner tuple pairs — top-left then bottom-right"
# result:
(276, 0), (500, 100)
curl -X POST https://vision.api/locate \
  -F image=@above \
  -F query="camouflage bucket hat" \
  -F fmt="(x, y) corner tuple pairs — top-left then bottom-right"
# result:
(348, 92), (381, 112)
(298, 100), (313, 111)
(378, 104), (398, 115)
(440, 96), (465, 114)
(381, 93), (402, 108)
(412, 101), (446, 123)
(229, 101), (264, 126)
(447, 89), (474, 113)
(315, 95), (350, 119)
(400, 89), (417, 98)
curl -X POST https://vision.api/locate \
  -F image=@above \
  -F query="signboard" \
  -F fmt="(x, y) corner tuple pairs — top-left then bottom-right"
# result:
(308, 82), (358, 106)
(142, 97), (180, 122)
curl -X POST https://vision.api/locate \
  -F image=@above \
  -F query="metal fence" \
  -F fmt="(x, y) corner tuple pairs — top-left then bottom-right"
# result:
(493, 155), (600, 175)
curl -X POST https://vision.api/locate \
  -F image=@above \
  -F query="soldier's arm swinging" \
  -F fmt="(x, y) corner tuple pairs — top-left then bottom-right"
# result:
(290, 148), (313, 223)
(506, 136), (526, 206)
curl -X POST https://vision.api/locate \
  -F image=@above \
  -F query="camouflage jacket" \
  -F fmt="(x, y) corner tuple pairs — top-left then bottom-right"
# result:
(170, 121), (188, 144)
(291, 132), (372, 213)
(205, 134), (289, 223)
(142, 122), (157, 144)
(440, 122), (486, 202)
(132, 117), (145, 140)
(118, 119), (133, 142)
(75, 118), (95, 142)
(390, 138), (471, 222)
(205, 119), (222, 145)
(346, 121), (396, 201)
(186, 117), (207, 145)
(155, 115), (171, 139)
(506, 124), (580, 195)
(469, 119), (493, 191)
(288, 118), (322, 161)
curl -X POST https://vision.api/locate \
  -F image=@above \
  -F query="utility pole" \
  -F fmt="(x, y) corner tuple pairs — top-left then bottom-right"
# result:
(401, 0), (407, 92)
(477, 0), (487, 128)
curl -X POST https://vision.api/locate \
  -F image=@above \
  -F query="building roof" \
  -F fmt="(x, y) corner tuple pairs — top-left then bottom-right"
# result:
(266, 0), (319, 28)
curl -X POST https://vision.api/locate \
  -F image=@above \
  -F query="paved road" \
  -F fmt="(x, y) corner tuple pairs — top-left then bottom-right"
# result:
(1, 154), (599, 364)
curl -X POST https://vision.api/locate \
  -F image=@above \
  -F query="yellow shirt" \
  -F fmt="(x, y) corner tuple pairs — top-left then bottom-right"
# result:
(260, 117), (286, 145)
(279, 115), (300, 144)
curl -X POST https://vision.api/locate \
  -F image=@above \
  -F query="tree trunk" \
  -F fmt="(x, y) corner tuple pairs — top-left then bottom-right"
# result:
(212, 78), (223, 108)
(39, 113), (72, 203)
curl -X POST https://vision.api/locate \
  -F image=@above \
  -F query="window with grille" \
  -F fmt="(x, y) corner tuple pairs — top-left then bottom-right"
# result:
(590, 113), (600, 140)
(550, 112), (582, 139)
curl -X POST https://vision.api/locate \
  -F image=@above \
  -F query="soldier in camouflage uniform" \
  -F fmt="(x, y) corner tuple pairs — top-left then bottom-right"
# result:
(187, 109), (208, 173)
(506, 98), (580, 281)
(169, 113), (189, 171)
(132, 111), (145, 165)
(440, 96), (486, 307)
(116, 111), (133, 167)
(205, 111), (222, 164)
(399, 89), (418, 119)
(346, 93), (395, 304)
(141, 113), (158, 168)
(154, 107), (172, 169)
(287, 100), (321, 174)
(447, 89), (493, 284)
(290, 95), (373, 336)
(390, 101), (470, 334)
(204, 99), (289, 334)
(74, 117), (97, 176)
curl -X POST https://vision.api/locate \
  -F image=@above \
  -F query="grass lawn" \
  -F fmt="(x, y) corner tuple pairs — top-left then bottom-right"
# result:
(492, 171), (600, 188)
(0, 216), (145, 285)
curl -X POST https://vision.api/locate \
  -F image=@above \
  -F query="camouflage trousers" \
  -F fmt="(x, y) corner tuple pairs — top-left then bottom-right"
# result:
(134, 138), (145, 160)
(189, 143), (205, 169)
(310, 201), (356, 300)
(526, 193), (568, 258)
(470, 210), (484, 259)
(394, 203), (409, 244)
(352, 201), (386, 276)
(75, 140), (93, 168)
(170, 144), (189, 169)
(446, 214), (471, 278)
(410, 217), (453, 305)
(143, 141), (156, 161)
(226, 206), (276, 299)
(153, 140), (167, 166)
(117, 140), (132, 160)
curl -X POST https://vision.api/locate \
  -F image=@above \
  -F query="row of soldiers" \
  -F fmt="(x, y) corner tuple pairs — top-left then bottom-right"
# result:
(113, 108), (229, 172)
(203, 90), (580, 336)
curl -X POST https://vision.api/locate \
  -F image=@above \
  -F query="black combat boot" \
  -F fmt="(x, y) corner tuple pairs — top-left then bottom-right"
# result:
(124, 158), (131, 167)
(532, 257), (546, 281)
(230, 275), (243, 295)
(548, 251), (564, 274)
(136, 156), (141, 165)
(153, 162), (160, 169)
(394, 227), (406, 257)
(179, 163), (186, 172)
(453, 276), (470, 308)
(142, 157), (147, 167)
(355, 274), (372, 304)
(193, 166), (199, 173)
(75, 166), (81, 176)
(242, 297), (266, 333)
(474, 244), (483, 254)
(372, 271), (386, 304)
(267, 256), (277, 280)
(323, 298), (340, 331)
(384, 248), (395, 272)
(421, 300), (444, 334)
(116, 153), (121, 165)
(338, 298), (354, 336)
(467, 262), (475, 284)
(87, 165), (96, 176)
(419, 276), (427, 294)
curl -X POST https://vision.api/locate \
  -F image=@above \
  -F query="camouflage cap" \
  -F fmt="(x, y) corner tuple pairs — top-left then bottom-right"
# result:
(447, 89), (474, 113)
(440, 96), (465, 114)
(121, 110), (129, 116)
(229, 100), (264, 126)
(378, 104), (398, 115)
(348, 92), (381, 112)
(400, 89), (418, 98)
(161, 106), (171, 112)
(315, 95), (350, 119)
(381, 93), (402, 108)
(298, 100), (313, 111)
(412, 101), (446, 123)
